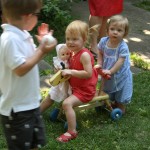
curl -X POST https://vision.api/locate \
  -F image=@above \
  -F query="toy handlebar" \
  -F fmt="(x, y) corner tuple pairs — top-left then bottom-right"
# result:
(96, 67), (111, 80)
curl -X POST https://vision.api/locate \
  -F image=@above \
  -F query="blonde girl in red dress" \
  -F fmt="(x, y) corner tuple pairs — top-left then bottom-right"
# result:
(88, 0), (123, 57)
(56, 20), (98, 143)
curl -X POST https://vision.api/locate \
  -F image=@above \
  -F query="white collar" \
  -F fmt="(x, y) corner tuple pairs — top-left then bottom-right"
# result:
(1, 24), (32, 40)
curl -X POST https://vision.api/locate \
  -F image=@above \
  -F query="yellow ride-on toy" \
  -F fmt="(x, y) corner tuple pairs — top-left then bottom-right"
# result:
(48, 64), (123, 129)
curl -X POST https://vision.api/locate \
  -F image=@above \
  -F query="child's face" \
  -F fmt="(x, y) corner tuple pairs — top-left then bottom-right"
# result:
(24, 12), (39, 31)
(108, 22), (125, 41)
(58, 47), (70, 61)
(5, 11), (40, 31)
(66, 33), (85, 53)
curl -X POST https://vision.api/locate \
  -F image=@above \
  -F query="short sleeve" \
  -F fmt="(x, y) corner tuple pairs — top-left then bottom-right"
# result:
(97, 37), (108, 53)
(118, 41), (129, 58)
(4, 39), (26, 70)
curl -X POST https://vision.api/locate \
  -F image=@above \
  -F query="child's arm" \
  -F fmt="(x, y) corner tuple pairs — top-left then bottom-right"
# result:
(13, 23), (57, 76)
(13, 42), (56, 76)
(97, 50), (103, 68)
(62, 52), (92, 79)
(110, 57), (125, 74)
(103, 57), (125, 75)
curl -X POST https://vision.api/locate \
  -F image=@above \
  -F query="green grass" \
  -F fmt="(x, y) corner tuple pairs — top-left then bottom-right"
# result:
(0, 71), (150, 150)
(134, 0), (150, 11)
(1, 1), (150, 149)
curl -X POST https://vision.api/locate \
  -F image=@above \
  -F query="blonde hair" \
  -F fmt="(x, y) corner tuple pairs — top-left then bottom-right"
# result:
(65, 20), (88, 41)
(1, 0), (42, 20)
(107, 15), (129, 37)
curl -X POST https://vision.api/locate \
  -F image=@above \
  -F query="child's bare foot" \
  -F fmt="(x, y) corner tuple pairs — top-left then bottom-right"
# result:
(111, 102), (117, 109)
(116, 102), (126, 114)
(112, 102), (126, 114)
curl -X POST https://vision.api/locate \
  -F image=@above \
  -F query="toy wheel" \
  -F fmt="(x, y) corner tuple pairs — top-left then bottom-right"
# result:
(64, 122), (78, 130)
(111, 108), (122, 121)
(49, 108), (60, 122)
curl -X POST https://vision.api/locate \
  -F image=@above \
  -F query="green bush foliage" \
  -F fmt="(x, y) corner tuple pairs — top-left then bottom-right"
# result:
(134, 0), (150, 11)
(33, 0), (73, 43)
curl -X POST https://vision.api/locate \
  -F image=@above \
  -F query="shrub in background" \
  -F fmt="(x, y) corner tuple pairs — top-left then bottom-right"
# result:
(33, 0), (73, 43)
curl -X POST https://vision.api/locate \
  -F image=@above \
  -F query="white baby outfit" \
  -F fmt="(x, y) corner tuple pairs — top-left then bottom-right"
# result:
(49, 44), (71, 102)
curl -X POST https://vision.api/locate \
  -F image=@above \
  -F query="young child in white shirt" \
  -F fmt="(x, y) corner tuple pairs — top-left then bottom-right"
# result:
(0, 0), (57, 149)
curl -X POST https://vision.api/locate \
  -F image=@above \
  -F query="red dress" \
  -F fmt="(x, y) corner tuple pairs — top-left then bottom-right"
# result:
(88, 0), (123, 17)
(69, 48), (98, 103)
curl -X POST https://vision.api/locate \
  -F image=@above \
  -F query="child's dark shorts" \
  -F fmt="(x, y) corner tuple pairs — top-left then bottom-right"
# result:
(0, 107), (46, 150)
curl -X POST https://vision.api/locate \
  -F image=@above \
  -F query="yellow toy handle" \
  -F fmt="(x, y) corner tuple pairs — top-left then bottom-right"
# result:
(49, 70), (70, 86)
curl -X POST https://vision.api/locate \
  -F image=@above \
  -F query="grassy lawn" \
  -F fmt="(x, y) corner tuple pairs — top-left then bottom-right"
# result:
(0, 71), (150, 150)
(0, 1), (150, 150)
(133, 0), (150, 11)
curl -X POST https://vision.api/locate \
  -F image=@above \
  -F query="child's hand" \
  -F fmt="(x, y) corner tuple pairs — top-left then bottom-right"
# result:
(94, 64), (102, 69)
(38, 23), (50, 35)
(38, 40), (57, 54)
(102, 69), (111, 75)
(35, 23), (54, 43)
(62, 69), (72, 76)
(36, 23), (57, 53)
(54, 67), (61, 73)
(61, 69), (71, 80)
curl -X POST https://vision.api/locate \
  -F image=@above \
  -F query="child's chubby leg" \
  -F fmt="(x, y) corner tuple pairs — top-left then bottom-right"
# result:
(40, 94), (54, 113)
(56, 95), (83, 143)
(62, 95), (82, 132)
(114, 75), (132, 115)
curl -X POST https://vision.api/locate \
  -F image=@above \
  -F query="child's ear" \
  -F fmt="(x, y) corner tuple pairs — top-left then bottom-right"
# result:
(23, 14), (32, 20)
